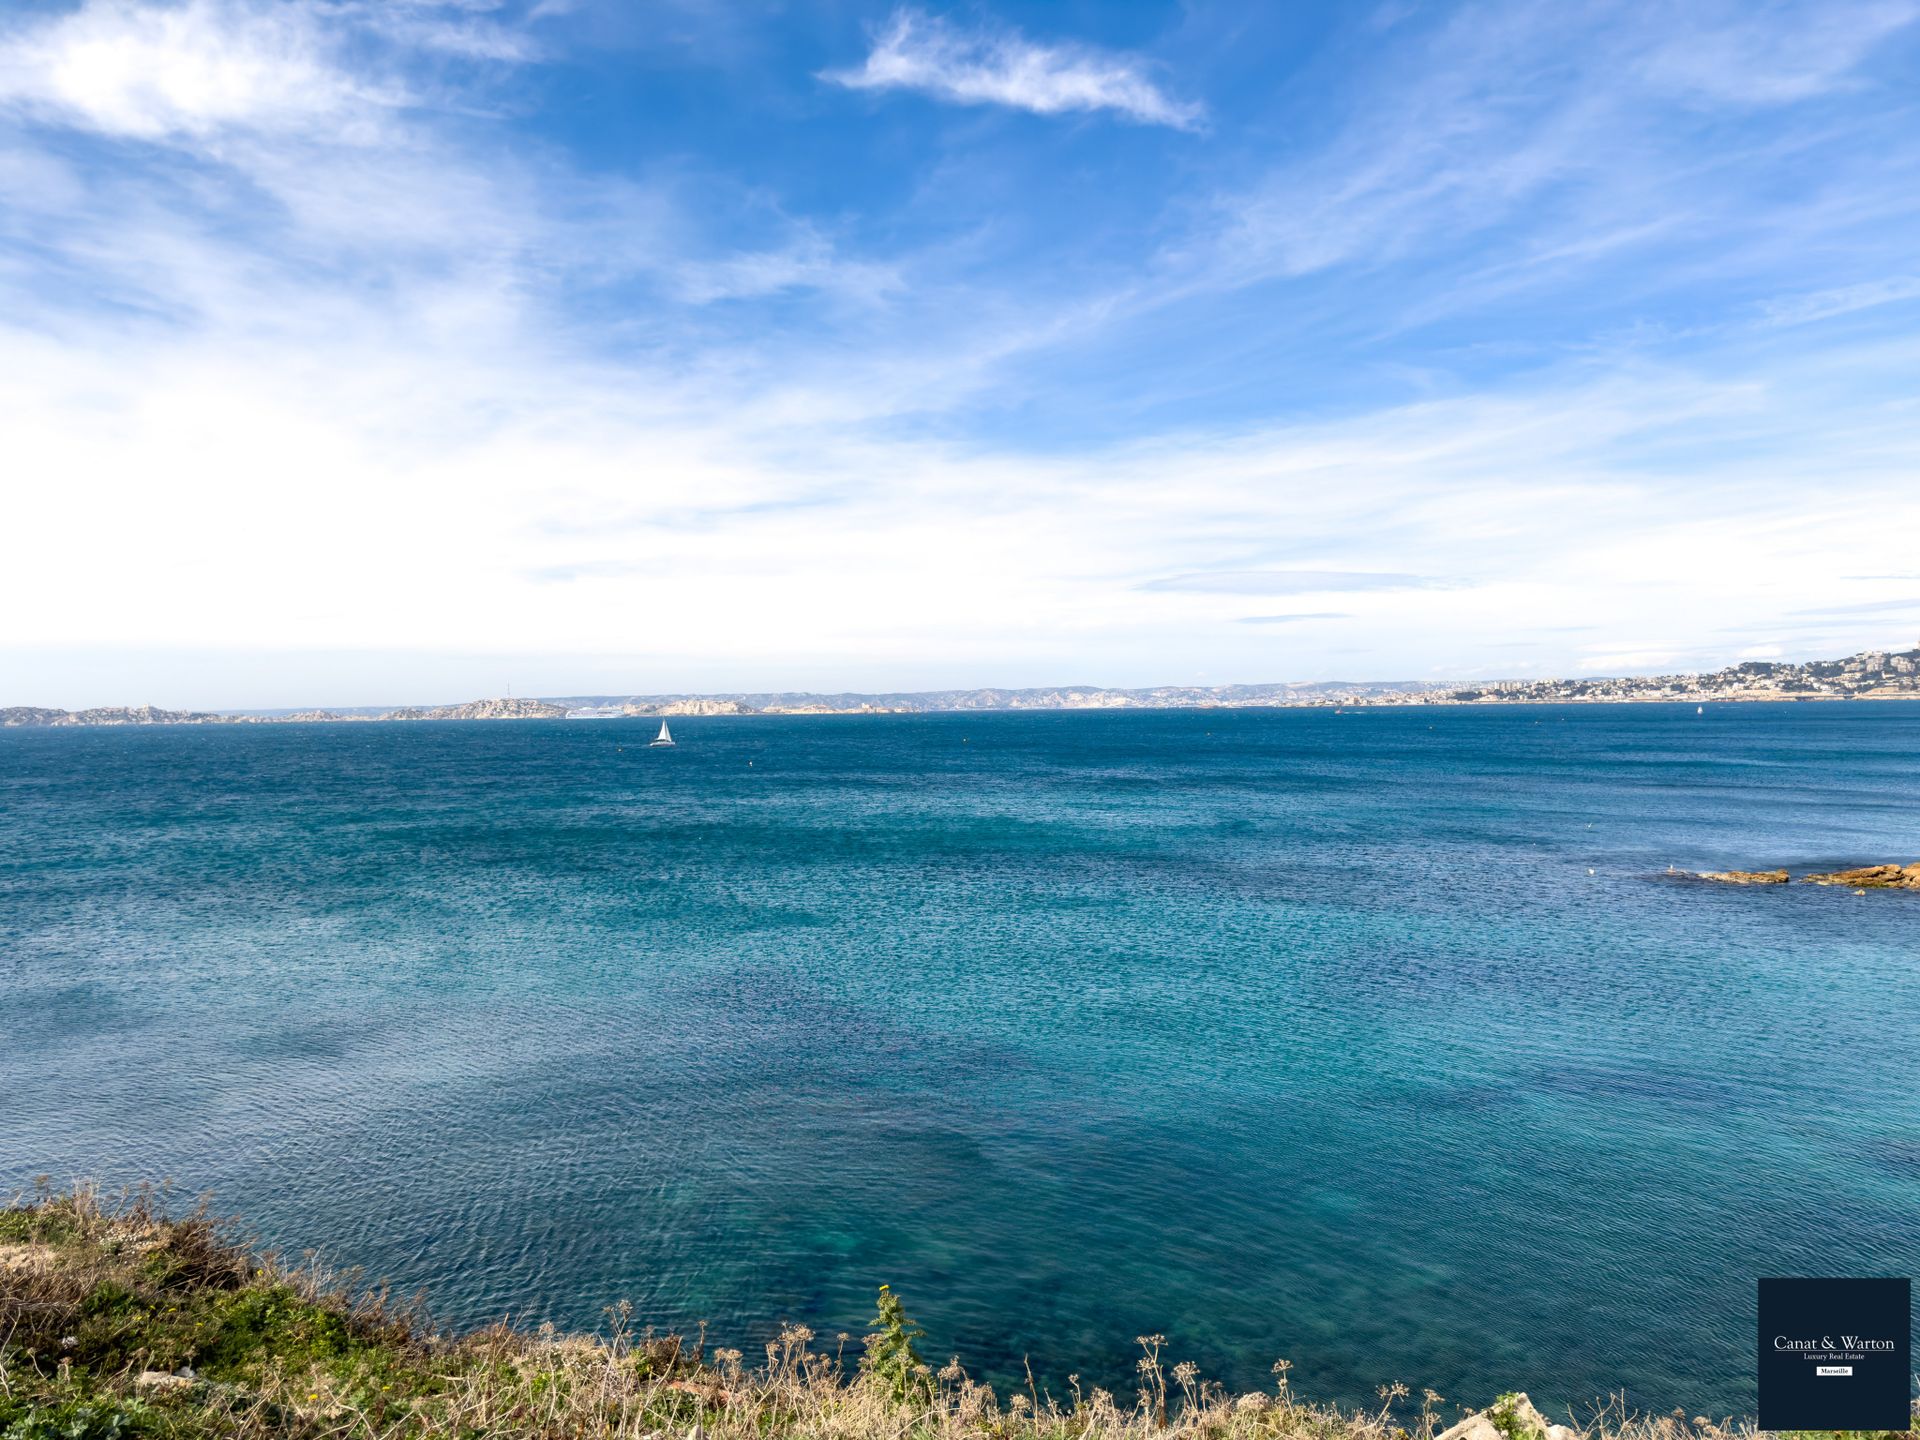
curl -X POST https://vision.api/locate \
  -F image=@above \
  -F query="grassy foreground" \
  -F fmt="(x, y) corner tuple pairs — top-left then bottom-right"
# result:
(1, 1184), (1909, 1440)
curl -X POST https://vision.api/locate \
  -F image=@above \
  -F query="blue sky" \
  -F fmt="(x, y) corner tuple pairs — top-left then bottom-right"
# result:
(3, 0), (1919, 706)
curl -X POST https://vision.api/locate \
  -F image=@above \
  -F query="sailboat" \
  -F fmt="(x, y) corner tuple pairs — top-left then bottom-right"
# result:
(649, 719), (675, 748)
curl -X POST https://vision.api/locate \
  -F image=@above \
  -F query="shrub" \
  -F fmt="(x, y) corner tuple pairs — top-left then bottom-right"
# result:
(862, 1284), (929, 1403)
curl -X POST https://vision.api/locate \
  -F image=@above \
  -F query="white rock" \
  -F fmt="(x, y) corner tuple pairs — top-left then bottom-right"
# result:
(1436, 1415), (1504, 1440)
(1437, 1394), (1575, 1440)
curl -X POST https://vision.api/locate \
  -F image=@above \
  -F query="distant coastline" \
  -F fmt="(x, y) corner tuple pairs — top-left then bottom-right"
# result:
(5, 644), (1917, 726)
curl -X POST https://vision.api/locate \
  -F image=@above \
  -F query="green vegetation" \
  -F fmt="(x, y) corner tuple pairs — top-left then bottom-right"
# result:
(3, 1184), (1912, 1440)
(1488, 1393), (1548, 1440)
(862, 1284), (929, 1403)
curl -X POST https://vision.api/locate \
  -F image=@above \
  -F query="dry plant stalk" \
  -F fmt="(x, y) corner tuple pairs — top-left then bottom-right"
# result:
(1, 1181), (1870, 1440)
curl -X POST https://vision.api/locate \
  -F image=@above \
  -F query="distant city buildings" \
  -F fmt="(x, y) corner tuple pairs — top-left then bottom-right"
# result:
(1437, 646), (1920, 705)
(7, 647), (1919, 726)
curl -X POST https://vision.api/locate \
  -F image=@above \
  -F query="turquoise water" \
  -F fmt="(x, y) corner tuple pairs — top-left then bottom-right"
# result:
(3, 705), (1918, 1419)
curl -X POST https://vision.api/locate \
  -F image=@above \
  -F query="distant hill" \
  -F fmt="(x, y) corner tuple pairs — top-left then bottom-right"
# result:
(0, 704), (229, 727)
(553, 679), (1440, 716)
(377, 697), (570, 722)
(6, 645), (1917, 726)
(0, 697), (569, 727)
(1, 682), (1444, 727)
(1437, 645), (1920, 704)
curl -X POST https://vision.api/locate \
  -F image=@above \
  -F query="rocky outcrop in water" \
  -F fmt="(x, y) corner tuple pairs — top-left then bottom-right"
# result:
(1802, 863), (1920, 890)
(1693, 863), (1919, 889)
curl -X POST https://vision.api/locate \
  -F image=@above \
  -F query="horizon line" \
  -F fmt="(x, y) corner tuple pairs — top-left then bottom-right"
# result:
(7, 638), (1917, 719)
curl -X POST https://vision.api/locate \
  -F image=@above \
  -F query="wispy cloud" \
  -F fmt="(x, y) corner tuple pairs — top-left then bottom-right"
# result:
(1788, 597), (1920, 616)
(351, 2), (540, 64)
(1141, 571), (1453, 595)
(1199, 0), (1920, 295)
(1638, 0), (1917, 104)
(821, 9), (1201, 130)
(1759, 276), (1920, 327)
(1236, 613), (1352, 625)
(670, 233), (903, 306)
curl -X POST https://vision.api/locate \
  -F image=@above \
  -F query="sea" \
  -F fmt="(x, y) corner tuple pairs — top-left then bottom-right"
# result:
(3, 703), (1917, 1421)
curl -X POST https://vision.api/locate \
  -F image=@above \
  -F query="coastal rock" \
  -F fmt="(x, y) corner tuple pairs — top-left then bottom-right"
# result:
(0, 706), (71, 727)
(1438, 1412), (1507, 1440)
(1, 704), (230, 727)
(1802, 863), (1920, 890)
(1437, 1394), (1578, 1440)
(1697, 869), (1789, 885)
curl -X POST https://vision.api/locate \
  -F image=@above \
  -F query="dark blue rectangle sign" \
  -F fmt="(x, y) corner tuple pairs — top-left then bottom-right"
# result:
(1758, 1277), (1910, 1432)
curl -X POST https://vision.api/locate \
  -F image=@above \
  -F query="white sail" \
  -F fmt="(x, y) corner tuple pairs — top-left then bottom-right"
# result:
(653, 720), (673, 745)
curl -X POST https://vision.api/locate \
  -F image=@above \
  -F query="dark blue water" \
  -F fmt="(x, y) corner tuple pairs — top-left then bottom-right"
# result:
(4, 705), (1918, 1418)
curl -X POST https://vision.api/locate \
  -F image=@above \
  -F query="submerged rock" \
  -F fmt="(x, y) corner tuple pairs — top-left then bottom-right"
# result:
(1697, 869), (1789, 884)
(1802, 862), (1920, 889)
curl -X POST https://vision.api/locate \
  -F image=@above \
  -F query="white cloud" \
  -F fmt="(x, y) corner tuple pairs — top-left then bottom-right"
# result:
(1139, 571), (1453, 595)
(352, 3), (539, 64)
(0, 0), (395, 142)
(1759, 276), (1920, 326)
(7, 284), (1920, 705)
(1202, 0), (1919, 292)
(3, 0), (1919, 707)
(1639, 0), (1917, 104)
(670, 233), (904, 306)
(822, 10), (1202, 130)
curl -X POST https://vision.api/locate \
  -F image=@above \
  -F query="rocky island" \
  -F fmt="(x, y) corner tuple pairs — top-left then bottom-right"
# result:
(1804, 863), (1920, 889)
(0, 704), (233, 727)
(1694, 863), (1920, 890)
